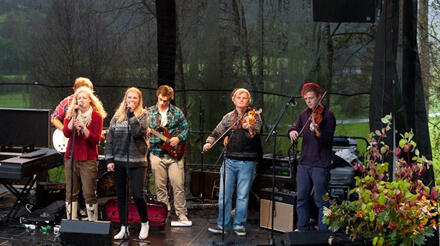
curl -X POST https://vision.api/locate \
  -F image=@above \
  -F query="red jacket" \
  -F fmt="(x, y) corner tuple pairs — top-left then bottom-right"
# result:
(63, 111), (103, 161)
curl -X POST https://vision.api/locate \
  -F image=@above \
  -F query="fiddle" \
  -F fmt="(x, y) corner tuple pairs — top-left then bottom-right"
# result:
(295, 91), (327, 140)
(222, 108), (262, 146)
(311, 105), (323, 138)
(243, 108), (262, 138)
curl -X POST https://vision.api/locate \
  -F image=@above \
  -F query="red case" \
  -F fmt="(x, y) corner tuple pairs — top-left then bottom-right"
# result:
(105, 199), (167, 226)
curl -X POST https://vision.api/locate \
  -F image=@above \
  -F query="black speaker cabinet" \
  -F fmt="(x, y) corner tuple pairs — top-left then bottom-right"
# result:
(313, 0), (376, 23)
(60, 220), (113, 246)
(281, 231), (332, 245)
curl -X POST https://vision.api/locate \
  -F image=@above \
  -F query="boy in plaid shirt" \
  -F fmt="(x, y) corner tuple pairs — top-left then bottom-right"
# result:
(147, 85), (190, 223)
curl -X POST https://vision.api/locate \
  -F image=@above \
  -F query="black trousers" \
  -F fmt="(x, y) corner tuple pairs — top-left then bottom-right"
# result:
(114, 164), (148, 225)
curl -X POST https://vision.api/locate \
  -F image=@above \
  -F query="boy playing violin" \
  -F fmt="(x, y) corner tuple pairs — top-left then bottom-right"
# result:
(288, 82), (336, 231)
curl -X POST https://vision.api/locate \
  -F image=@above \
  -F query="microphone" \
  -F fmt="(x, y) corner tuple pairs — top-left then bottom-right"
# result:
(126, 102), (133, 113)
(288, 97), (297, 106)
(75, 102), (83, 113)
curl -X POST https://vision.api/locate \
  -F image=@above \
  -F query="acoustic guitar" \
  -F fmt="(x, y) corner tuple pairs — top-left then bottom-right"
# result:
(150, 127), (186, 161)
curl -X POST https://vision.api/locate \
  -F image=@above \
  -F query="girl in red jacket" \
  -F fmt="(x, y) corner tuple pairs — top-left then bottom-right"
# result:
(63, 86), (107, 221)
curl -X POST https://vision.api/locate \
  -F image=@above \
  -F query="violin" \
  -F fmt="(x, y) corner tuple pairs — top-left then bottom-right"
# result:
(243, 108), (262, 138)
(296, 91), (327, 139)
(311, 105), (323, 138)
(223, 108), (263, 146)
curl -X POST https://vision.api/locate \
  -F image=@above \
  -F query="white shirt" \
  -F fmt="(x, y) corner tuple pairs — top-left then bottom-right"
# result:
(159, 108), (168, 127)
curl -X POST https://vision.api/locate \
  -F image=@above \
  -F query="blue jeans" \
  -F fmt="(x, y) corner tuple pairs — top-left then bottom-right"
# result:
(296, 165), (330, 231)
(217, 158), (256, 230)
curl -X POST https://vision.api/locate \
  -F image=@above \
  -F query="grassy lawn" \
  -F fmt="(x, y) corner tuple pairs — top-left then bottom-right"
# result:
(335, 122), (370, 157)
(0, 92), (30, 108)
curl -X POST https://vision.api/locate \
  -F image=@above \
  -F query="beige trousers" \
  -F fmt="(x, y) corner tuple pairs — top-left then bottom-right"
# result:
(150, 154), (187, 217)
(64, 159), (98, 204)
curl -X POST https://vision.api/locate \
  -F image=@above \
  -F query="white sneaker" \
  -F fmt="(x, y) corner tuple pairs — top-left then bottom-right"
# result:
(114, 226), (129, 240)
(139, 222), (149, 240)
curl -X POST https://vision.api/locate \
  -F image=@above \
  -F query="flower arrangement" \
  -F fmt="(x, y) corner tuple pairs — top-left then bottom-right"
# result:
(323, 114), (439, 246)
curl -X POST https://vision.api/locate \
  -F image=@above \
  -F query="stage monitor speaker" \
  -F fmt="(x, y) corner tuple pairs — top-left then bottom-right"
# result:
(260, 199), (294, 232)
(313, 0), (376, 23)
(281, 231), (332, 245)
(190, 171), (220, 200)
(60, 220), (113, 246)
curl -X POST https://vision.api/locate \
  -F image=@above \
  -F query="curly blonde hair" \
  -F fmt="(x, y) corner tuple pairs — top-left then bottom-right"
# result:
(113, 87), (146, 122)
(66, 86), (107, 119)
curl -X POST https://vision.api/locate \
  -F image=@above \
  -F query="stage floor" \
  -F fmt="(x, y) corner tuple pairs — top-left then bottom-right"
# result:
(0, 193), (286, 246)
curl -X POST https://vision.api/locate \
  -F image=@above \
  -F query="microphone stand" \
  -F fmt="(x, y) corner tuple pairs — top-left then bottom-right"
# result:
(264, 97), (296, 246)
(122, 110), (131, 242)
(212, 118), (240, 246)
(69, 117), (76, 221)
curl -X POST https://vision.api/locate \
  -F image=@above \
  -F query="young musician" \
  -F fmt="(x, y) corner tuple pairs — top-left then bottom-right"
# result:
(147, 85), (190, 223)
(63, 86), (106, 221)
(51, 77), (94, 131)
(106, 87), (150, 240)
(204, 88), (262, 236)
(288, 82), (336, 231)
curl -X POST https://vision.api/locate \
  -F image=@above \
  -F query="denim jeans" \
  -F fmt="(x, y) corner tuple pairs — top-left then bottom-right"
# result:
(217, 158), (256, 230)
(296, 165), (330, 231)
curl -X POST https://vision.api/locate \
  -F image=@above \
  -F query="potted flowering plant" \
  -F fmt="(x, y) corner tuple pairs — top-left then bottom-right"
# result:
(323, 114), (439, 246)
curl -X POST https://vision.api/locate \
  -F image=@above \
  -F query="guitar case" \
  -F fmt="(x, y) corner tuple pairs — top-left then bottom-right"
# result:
(104, 195), (167, 226)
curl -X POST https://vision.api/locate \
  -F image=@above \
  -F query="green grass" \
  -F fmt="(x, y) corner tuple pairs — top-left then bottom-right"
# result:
(0, 92), (30, 108)
(335, 122), (370, 157)
(0, 74), (27, 81)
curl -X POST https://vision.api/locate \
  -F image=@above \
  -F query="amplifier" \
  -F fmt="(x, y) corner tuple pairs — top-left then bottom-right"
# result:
(36, 182), (66, 208)
(259, 187), (296, 205)
(257, 154), (296, 180)
(260, 199), (295, 232)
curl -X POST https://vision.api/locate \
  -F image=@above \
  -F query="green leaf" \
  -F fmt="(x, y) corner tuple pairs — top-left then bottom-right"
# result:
(410, 140), (417, 148)
(369, 211), (375, 222)
(373, 236), (378, 246)
(399, 139), (406, 147)
(378, 194), (386, 205)
(375, 130), (381, 136)
(415, 149), (420, 156)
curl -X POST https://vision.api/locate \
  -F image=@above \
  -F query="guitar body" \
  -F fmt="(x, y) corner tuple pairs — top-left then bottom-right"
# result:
(52, 129), (69, 152)
(156, 126), (186, 161)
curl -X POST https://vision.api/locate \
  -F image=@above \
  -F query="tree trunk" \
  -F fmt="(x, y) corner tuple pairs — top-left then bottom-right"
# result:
(155, 0), (176, 89)
(417, 0), (430, 113)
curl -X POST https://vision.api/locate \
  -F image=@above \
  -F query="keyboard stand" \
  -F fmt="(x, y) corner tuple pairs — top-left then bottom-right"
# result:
(0, 174), (40, 223)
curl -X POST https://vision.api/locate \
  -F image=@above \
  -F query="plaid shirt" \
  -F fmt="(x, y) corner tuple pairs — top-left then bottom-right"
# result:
(147, 104), (189, 158)
(51, 95), (73, 121)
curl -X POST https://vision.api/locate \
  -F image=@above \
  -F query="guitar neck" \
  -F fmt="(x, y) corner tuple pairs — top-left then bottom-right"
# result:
(150, 128), (169, 142)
